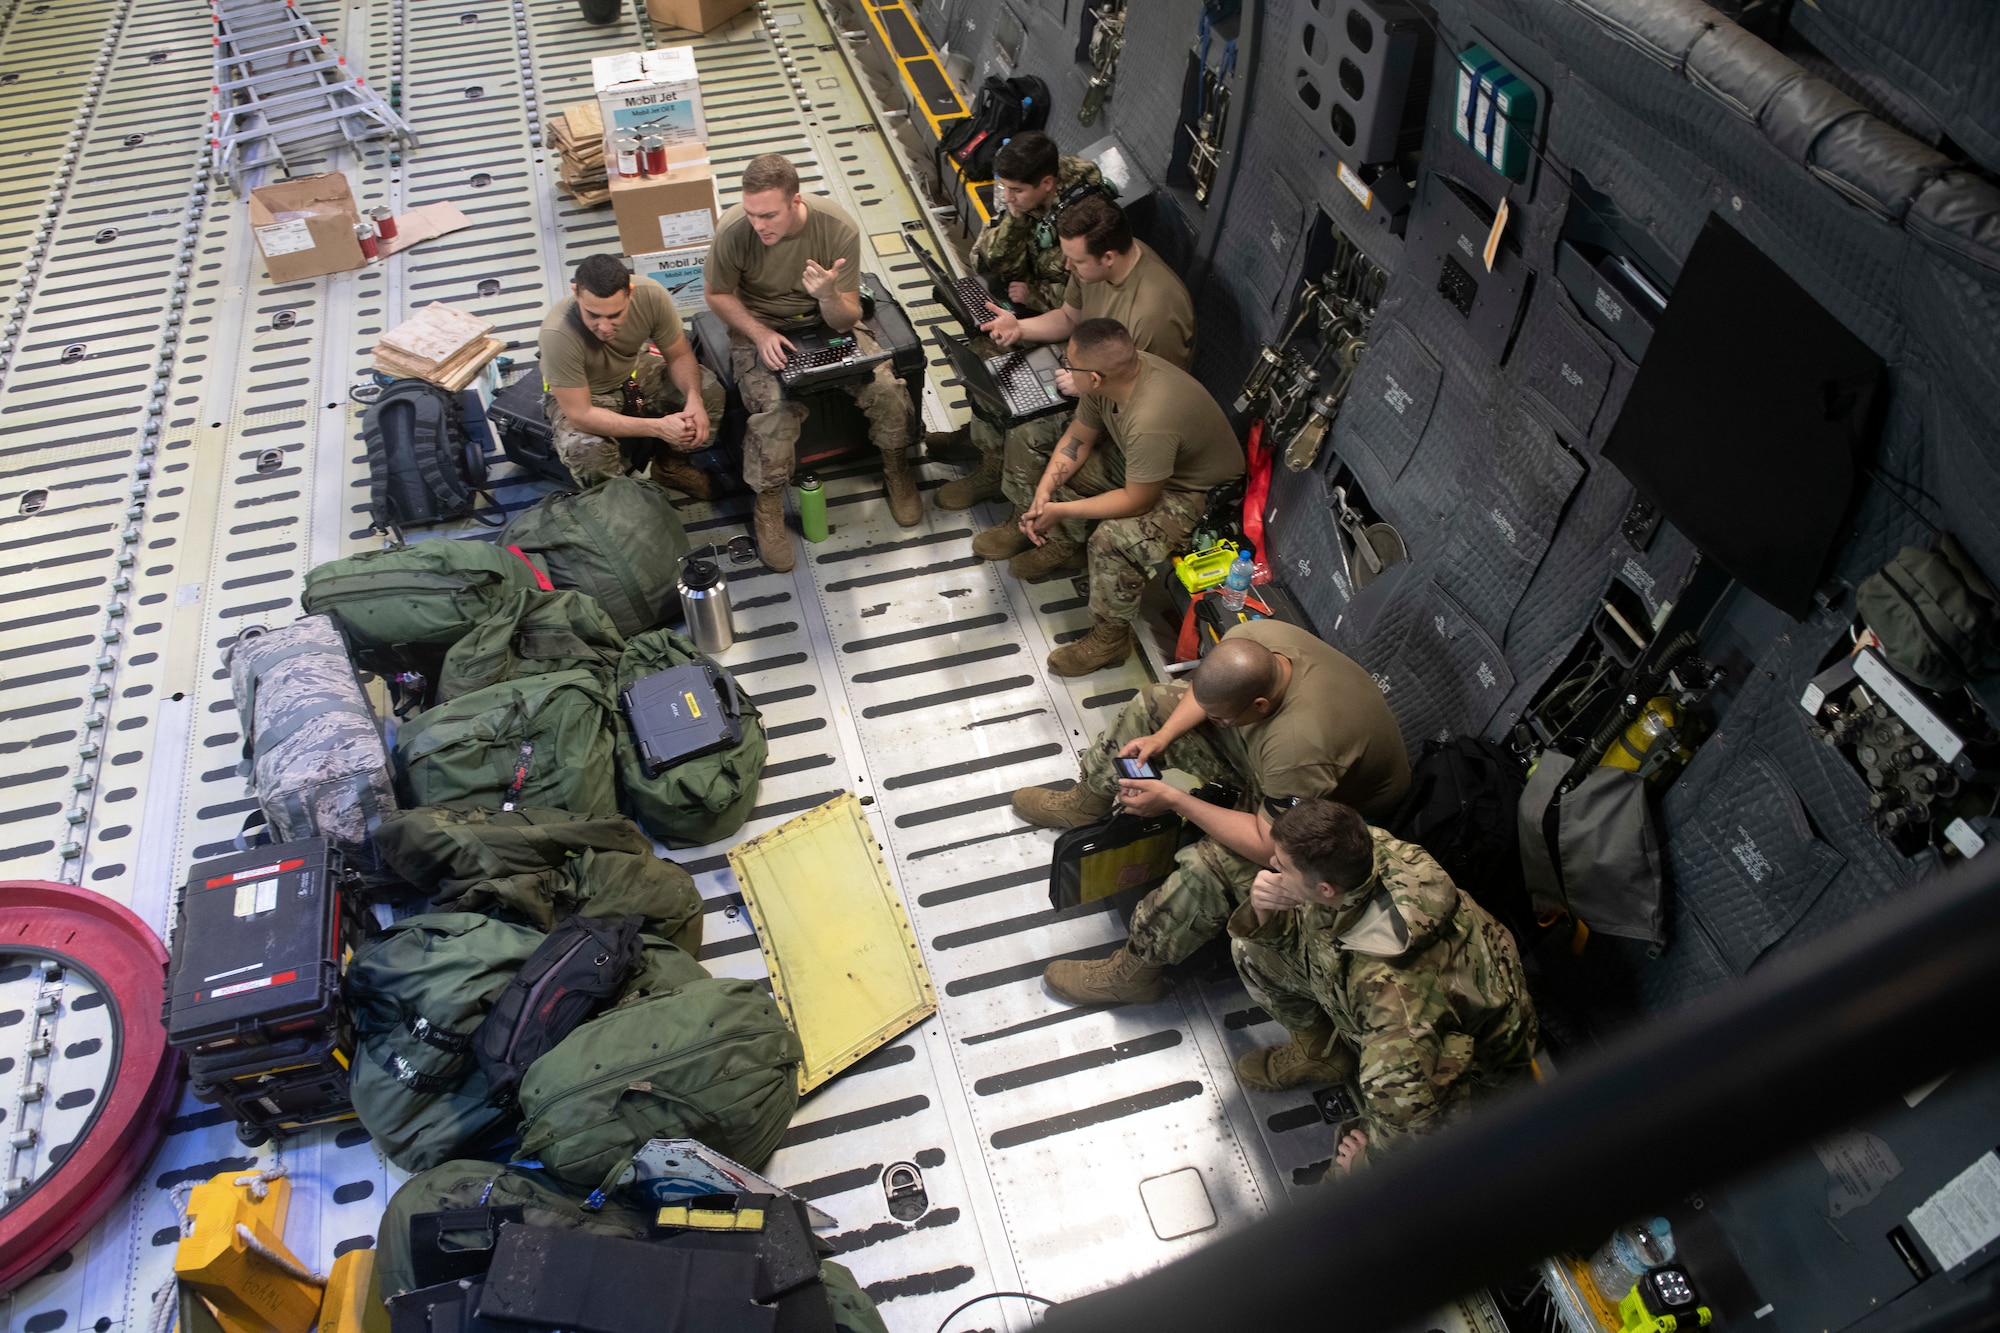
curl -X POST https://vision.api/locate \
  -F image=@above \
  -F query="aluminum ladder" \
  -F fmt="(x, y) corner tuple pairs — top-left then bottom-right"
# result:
(207, 0), (417, 191)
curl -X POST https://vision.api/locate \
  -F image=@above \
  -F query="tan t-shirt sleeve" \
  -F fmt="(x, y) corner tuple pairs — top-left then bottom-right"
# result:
(1075, 391), (1109, 432)
(703, 224), (743, 297)
(537, 321), (587, 389)
(824, 210), (864, 294)
(645, 289), (686, 350)
(1063, 272), (1083, 309)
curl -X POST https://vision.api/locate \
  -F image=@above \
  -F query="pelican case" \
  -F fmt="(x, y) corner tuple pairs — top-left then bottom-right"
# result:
(165, 838), (355, 1054)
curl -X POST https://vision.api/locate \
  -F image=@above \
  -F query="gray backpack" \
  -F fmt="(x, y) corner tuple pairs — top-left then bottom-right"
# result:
(228, 614), (398, 872)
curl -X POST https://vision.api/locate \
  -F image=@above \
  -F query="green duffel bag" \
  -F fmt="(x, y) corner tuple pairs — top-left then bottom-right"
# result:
(301, 538), (542, 675)
(374, 1159), (654, 1299)
(346, 912), (544, 1172)
(437, 589), (627, 702)
(616, 934), (710, 1006)
(374, 1163), (892, 1333)
(394, 670), (618, 815)
(616, 629), (767, 848)
(375, 804), (655, 882)
(500, 477), (689, 639)
(514, 977), (802, 1186)
(438, 849), (703, 959)
(1856, 530), (2000, 692)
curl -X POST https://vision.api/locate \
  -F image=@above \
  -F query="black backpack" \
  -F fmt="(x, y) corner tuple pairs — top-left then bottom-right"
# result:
(472, 914), (643, 1107)
(365, 379), (496, 531)
(1388, 737), (1529, 927)
(940, 75), (1052, 182)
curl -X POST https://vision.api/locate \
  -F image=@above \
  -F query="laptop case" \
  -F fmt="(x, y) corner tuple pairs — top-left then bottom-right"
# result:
(623, 660), (743, 776)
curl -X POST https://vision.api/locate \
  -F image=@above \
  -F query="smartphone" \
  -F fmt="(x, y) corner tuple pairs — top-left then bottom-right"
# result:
(1116, 757), (1160, 781)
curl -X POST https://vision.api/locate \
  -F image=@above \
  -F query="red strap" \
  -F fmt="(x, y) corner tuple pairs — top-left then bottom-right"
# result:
(1243, 419), (1272, 565)
(1176, 598), (1202, 664)
(508, 545), (555, 592)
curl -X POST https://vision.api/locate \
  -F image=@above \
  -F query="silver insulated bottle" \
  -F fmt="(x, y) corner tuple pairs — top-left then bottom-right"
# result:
(677, 547), (734, 654)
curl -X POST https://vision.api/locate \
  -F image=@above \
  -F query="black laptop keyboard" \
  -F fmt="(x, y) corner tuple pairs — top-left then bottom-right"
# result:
(779, 334), (892, 391)
(994, 354), (1064, 412)
(952, 277), (996, 320)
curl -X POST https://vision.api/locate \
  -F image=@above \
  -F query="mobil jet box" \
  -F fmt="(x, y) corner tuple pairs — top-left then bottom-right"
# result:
(593, 45), (706, 162)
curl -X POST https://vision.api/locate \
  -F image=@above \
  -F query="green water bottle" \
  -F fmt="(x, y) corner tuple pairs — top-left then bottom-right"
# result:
(796, 474), (828, 543)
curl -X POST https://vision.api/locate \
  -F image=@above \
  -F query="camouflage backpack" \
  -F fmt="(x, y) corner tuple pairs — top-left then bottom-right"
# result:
(301, 538), (542, 677)
(616, 629), (767, 848)
(393, 670), (618, 816)
(513, 977), (802, 1186)
(345, 912), (544, 1172)
(373, 806), (704, 957)
(500, 477), (690, 639)
(374, 1161), (889, 1333)
(437, 589), (626, 702)
(227, 614), (398, 873)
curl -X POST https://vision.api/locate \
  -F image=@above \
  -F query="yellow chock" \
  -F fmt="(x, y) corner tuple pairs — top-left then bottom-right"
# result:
(319, 1249), (391, 1333)
(174, 1170), (323, 1333)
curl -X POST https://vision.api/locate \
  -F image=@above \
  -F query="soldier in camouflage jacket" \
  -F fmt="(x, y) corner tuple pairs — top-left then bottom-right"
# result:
(972, 131), (1110, 314)
(1229, 799), (1537, 1174)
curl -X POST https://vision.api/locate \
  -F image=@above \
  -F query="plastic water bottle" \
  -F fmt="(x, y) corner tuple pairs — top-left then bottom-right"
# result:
(1217, 551), (1254, 612)
(1589, 1216), (1676, 1305)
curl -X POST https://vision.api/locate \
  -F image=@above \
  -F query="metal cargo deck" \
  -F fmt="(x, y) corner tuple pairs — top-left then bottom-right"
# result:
(0, 0), (1350, 1328)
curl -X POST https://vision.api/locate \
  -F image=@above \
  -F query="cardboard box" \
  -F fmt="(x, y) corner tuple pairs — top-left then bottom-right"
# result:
(593, 46), (705, 162)
(248, 172), (365, 282)
(632, 244), (710, 314)
(610, 146), (718, 256)
(644, 0), (754, 34)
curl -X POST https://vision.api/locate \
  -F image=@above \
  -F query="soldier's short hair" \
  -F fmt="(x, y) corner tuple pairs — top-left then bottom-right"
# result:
(740, 153), (801, 197)
(1272, 799), (1375, 891)
(994, 131), (1060, 187)
(574, 254), (633, 299)
(1191, 637), (1278, 713)
(1056, 193), (1132, 256)
(1069, 317), (1136, 372)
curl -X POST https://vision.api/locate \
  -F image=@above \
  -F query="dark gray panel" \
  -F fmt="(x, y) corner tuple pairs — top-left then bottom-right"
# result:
(1340, 318), (1442, 481)
(1436, 395), (1586, 638)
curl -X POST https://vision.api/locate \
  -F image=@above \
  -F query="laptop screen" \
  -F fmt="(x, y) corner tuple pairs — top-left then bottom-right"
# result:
(931, 330), (1012, 420)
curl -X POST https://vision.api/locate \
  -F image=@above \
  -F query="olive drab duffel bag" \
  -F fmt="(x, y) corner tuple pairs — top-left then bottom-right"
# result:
(616, 629), (768, 848)
(372, 805), (703, 957)
(437, 588), (627, 702)
(1856, 530), (2000, 693)
(227, 614), (398, 872)
(500, 477), (691, 638)
(513, 977), (803, 1185)
(393, 670), (619, 816)
(301, 538), (543, 676)
(345, 912), (545, 1172)
(372, 1161), (891, 1333)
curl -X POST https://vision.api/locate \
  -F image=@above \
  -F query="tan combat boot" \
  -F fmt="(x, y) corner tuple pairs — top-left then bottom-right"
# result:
(972, 509), (1030, 561)
(1234, 1021), (1346, 1092)
(649, 452), (716, 501)
(1047, 617), (1133, 676)
(1008, 534), (1085, 582)
(924, 426), (978, 464)
(1045, 945), (1169, 1006)
(881, 448), (923, 527)
(1011, 780), (1112, 828)
(752, 489), (795, 573)
(936, 451), (1004, 511)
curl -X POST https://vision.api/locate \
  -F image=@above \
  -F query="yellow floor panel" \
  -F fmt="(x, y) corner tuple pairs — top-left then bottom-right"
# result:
(728, 793), (937, 1094)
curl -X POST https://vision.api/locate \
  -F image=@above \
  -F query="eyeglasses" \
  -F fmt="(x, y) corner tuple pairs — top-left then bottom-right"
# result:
(1055, 351), (1105, 379)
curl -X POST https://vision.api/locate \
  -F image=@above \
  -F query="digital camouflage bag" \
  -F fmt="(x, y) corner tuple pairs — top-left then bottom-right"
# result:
(437, 589), (627, 702)
(500, 477), (690, 639)
(393, 670), (618, 815)
(227, 614), (398, 871)
(616, 629), (768, 848)
(373, 806), (703, 957)
(1856, 531), (2000, 693)
(373, 1161), (890, 1333)
(514, 977), (802, 1186)
(474, 914), (645, 1108)
(345, 912), (544, 1172)
(301, 538), (542, 677)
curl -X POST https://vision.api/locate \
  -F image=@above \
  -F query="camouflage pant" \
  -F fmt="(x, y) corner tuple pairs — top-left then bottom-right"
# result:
(729, 326), (913, 493)
(1232, 936), (1353, 1037)
(1013, 443), (1207, 623)
(1078, 682), (1263, 966)
(988, 412), (1073, 501)
(543, 353), (725, 487)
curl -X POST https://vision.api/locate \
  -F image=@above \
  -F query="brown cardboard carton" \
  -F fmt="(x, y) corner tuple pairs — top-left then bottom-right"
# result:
(644, 0), (754, 34)
(248, 172), (365, 282)
(609, 146), (718, 257)
(592, 46), (704, 163)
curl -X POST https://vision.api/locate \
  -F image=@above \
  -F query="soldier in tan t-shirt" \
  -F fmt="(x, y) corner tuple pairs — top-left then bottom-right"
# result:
(703, 153), (918, 572)
(980, 318), (1243, 675)
(1013, 619), (1412, 1006)
(536, 252), (725, 496)
(947, 194), (1195, 516)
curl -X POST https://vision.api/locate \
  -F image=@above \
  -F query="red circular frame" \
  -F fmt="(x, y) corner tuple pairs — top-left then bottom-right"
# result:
(0, 881), (182, 1294)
